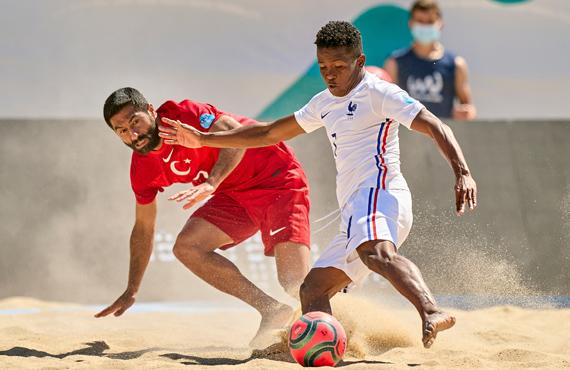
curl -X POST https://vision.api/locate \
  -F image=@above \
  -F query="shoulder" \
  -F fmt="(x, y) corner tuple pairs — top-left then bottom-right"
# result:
(159, 99), (221, 128)
(156, 100), (180, 117)
(453, 54), (467, 68)
(304, 89), (331, 110)
(158, 99), (215, 116)
(390, 46), (413, 60)
(453, 54), (469, 76)
(367, 76), (402, 100)
(441, 49), (462, 66)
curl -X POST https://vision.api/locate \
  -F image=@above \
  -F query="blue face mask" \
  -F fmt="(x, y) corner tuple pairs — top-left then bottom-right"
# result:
(411, 24), (441, 45)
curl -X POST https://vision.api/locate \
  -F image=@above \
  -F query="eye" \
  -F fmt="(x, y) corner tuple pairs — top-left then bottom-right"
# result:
(118, 129), (127, 134)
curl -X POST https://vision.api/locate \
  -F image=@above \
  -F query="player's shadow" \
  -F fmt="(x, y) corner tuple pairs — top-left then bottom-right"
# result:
(0, 341), (411, 367)
(336, 359), (409, 367)
(160, 342), (296, 366)
(0, 341), (164, 360)
(161, 343), (399, 367)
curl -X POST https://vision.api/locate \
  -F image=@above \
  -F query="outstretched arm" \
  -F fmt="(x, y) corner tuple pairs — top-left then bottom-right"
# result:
(95, 199), (158, 318)
(410, 108), (477, 215)
(167, 115), (246, 210)
(158, 114), (306, 149)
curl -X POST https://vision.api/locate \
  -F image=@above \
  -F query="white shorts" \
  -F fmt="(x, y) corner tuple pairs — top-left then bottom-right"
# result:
(313, 188), (413, 291)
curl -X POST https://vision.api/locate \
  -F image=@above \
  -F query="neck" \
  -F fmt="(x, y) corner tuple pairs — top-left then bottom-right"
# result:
(412, 41), (443, 60)
(343, 68), (366, 96)
(153, 114), (164, 151)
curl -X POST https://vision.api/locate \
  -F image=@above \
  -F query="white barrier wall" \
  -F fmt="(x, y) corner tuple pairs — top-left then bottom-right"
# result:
(1, 119), (569, 303)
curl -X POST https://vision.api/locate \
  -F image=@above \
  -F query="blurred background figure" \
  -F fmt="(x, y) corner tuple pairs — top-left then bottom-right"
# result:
(383, 0), (477, 121)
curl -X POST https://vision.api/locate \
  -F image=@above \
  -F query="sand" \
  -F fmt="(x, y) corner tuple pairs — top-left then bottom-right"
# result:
(1, 295), (569, 370)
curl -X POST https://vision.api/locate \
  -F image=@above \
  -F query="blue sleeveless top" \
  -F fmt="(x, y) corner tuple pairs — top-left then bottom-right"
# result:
(393, 47), (456, 118)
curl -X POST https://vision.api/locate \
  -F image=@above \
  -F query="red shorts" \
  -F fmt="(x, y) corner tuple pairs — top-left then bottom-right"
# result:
(191, 171), (310, 256)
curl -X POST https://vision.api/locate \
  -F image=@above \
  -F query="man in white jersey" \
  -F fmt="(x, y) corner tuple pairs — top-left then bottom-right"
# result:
(158, 21), (477, 349)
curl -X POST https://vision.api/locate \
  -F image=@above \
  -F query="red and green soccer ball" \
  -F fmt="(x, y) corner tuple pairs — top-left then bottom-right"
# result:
(288, 311), (347, 367)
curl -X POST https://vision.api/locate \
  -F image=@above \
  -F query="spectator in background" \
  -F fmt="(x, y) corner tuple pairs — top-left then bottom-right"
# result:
(383, 0), (476, 120)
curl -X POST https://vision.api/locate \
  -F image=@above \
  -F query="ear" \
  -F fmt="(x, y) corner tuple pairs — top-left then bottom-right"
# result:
(148, 103), (157, 119)
(357, 54), (366, 68)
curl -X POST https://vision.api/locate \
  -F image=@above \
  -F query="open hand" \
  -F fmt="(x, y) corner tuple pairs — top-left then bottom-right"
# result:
(455, 174), (477, 215)
(94, 291), (136, 318)
(169, 182), (216, 210)
(159, 117), (203, 148)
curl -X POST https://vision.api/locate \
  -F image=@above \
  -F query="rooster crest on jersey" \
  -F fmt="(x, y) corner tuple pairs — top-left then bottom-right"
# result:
(347, 101), (357, 118)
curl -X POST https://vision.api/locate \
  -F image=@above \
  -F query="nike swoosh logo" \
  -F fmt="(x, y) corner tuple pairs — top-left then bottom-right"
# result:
(269, 227), (286, 236)
(163, 148), (174, 162)
(346, 235), (356, 249)
(321, 111), (331, 119)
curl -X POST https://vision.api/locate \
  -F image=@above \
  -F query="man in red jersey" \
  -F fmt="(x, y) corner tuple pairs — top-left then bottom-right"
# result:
(95, 87), (311, 348)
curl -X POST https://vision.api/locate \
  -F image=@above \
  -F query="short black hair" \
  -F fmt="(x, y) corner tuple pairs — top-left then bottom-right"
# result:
(314, 21), (363, 57)
(410, 0), (441, 19)
(103, 87), (149, 128)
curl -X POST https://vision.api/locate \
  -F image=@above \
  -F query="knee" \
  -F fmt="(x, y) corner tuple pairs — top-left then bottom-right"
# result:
(299, 279), (326, 302)
(279, 276), (301, 299)
(277, 267), (308, 299)
(299, 281), (311, 304)
(357, 242), (399, 275)
(172, 239), (200, 264)
(172, 242), (188, 260)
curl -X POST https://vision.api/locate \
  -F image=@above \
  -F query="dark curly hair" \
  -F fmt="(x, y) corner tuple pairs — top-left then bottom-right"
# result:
(314, 21), (363, 58)
(103, 87), (149, 129)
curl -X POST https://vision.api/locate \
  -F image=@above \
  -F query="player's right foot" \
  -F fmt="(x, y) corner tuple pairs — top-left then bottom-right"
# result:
(422, 311), (456, 348)
(249, 303), (293, 349)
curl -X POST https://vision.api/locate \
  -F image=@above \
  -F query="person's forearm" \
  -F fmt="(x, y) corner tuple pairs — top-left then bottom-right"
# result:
(430, 122), (471, 178)
(206, 148), (246, 188)
(125, 222), (155, 295)
(200, 122), (279, 149)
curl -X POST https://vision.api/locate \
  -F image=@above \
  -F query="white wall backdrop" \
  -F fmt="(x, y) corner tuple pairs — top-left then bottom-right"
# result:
(0, 0), (569, 120)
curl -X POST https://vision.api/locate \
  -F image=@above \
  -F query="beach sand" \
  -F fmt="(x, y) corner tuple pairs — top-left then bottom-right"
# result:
(1, 295), (569, 370)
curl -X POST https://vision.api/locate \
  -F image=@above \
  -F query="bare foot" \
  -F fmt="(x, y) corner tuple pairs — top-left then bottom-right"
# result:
(249, 303), (293, 349)
(422, 311), (456, 349)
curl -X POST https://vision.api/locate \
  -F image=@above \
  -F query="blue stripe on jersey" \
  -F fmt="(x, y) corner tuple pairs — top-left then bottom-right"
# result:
(375, 120), (387, 189)
(347, 216), (352, 239)
(367, 188), (374, 239)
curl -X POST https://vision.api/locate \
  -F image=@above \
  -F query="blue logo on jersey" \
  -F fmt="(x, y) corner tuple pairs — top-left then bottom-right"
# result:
(199, 113), (215, 128)
(347, 101), (358, 116)
(402, 91), (417, 104)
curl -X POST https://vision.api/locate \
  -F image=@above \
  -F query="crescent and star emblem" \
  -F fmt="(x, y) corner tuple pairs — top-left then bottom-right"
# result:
(170, 159), (192, 176)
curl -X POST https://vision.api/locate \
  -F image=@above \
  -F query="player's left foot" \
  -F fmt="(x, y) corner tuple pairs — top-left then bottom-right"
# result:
(249, 303), (293, 349)
(422, 311), (456, 348)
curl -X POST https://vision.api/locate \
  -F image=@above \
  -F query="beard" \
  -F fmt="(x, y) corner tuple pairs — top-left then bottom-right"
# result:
(127, 117), (161, 155)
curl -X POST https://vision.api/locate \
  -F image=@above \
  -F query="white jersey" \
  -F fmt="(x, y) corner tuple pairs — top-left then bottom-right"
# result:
(294, 71), (425, 207)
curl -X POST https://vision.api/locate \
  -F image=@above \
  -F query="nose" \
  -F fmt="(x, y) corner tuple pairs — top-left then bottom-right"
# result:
(129, 127), (139, 141)
(325, 69), (336, 81)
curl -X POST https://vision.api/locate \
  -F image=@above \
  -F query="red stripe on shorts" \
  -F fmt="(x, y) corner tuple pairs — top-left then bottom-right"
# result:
(371, 188), (380, 239)
(380, 120), (392, 189)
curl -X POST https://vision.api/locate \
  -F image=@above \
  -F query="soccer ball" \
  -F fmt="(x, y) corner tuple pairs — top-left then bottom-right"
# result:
(288, 311), (347, 367)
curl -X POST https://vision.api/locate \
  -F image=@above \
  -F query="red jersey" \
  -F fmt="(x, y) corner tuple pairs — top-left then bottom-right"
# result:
(131, 100), (305, 205)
